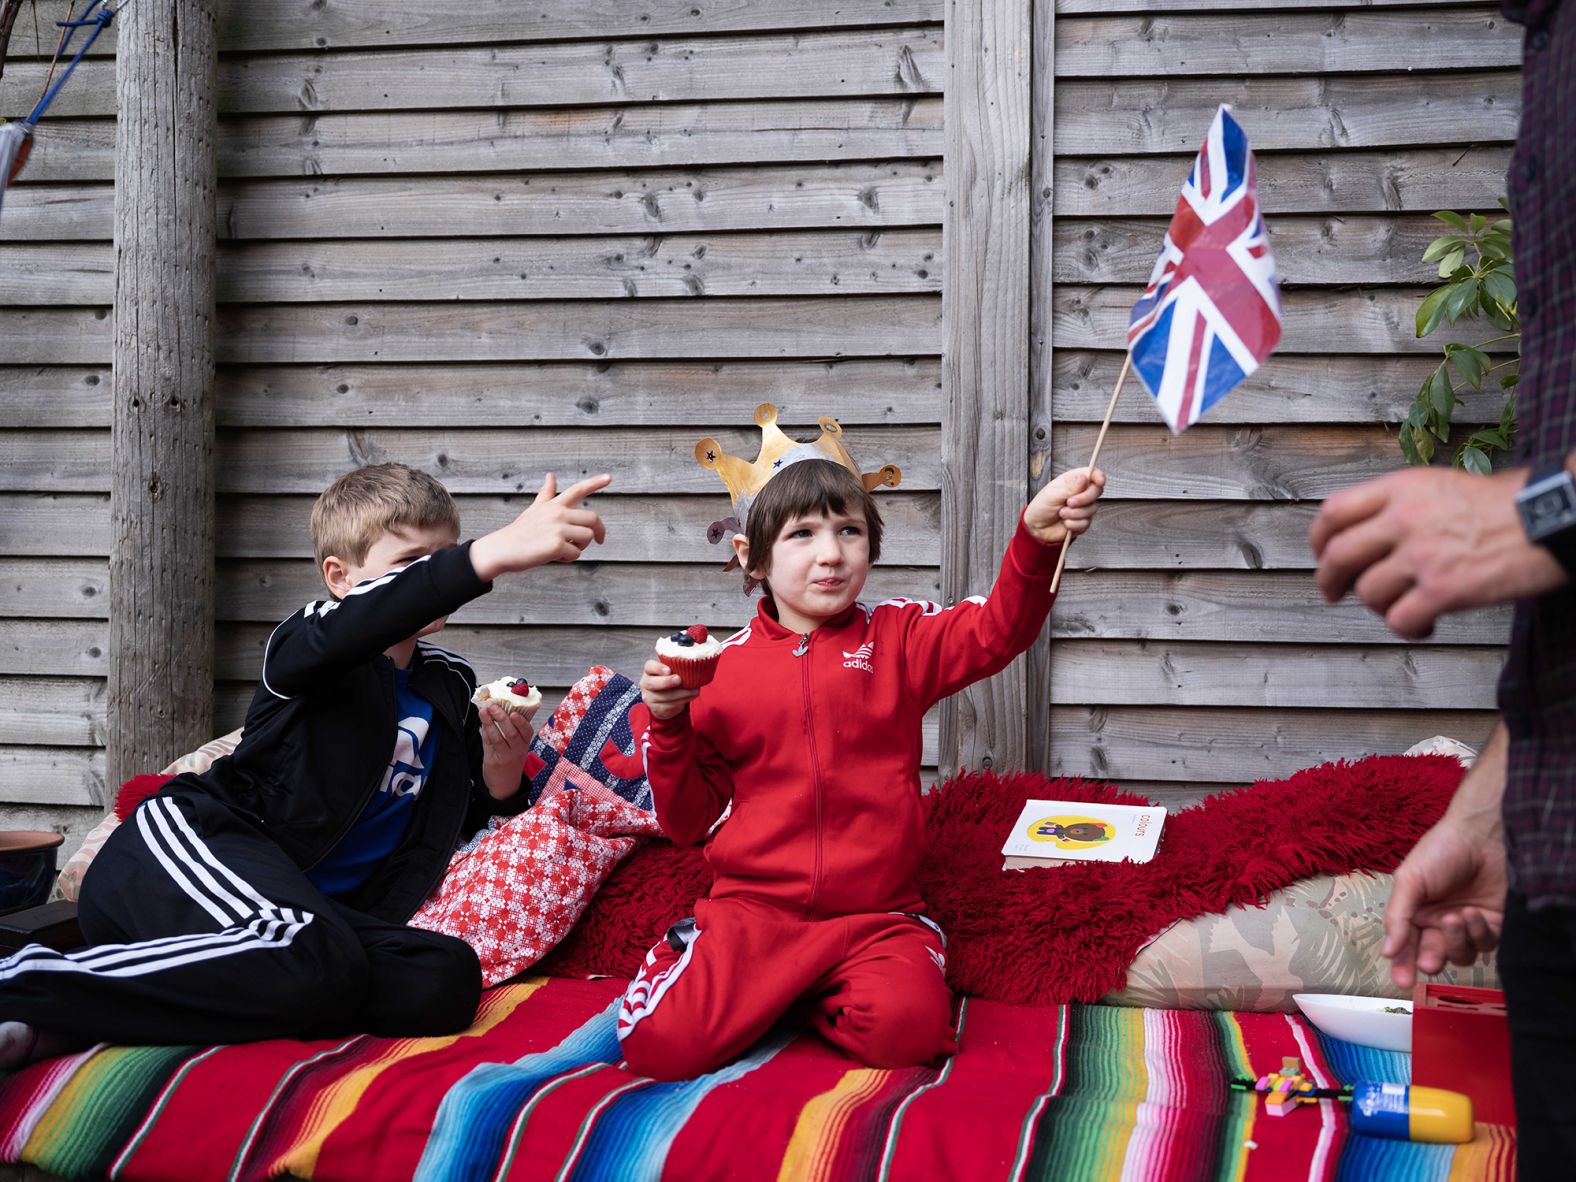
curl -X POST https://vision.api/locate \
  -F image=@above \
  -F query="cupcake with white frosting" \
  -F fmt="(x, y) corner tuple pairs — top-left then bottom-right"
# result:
(655, 625), (724, 688)
(471, 675), (542, 719)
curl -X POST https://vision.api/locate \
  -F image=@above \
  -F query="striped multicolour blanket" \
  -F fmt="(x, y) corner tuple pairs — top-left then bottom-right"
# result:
(0, 977), (1513, 1181)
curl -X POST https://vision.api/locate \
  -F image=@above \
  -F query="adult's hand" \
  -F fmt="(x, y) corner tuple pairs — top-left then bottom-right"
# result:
(1381, 723), (1509, 989)
(1310, 466), (1566, 639)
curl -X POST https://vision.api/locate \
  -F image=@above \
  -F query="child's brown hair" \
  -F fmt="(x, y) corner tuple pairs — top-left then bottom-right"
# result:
(742, 460), (884, 583)
(310, 463), (461, 569)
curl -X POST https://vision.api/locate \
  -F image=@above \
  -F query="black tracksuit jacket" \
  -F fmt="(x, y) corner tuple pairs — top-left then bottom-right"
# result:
(163, 542), (529, 922)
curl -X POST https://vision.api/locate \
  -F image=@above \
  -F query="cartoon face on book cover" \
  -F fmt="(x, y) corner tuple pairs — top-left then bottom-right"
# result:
(1025, 814), (1115, 848)
(1001, 799), (1166, 864)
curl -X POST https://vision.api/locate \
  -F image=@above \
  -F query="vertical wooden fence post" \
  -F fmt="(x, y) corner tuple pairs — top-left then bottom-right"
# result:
(108, 0), (218, 785)
(941, 0), (1033, 777)
(1024, 0), (1056, 772)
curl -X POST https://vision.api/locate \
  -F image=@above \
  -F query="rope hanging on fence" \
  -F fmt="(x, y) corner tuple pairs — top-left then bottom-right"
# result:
(0, 0), (123, 219)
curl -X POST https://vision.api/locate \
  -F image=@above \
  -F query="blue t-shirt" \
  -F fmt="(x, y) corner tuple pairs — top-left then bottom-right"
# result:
(308, 668), (439, 898)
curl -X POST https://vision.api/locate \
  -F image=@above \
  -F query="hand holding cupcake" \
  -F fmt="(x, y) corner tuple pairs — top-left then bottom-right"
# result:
(640, 624), (722, 720)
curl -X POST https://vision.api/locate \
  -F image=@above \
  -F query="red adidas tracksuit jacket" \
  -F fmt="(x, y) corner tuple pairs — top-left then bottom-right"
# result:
(618, 518), (1064, 1080)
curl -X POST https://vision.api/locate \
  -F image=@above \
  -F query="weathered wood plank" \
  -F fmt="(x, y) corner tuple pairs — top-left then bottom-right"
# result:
(213, 426), (942, 496)
(1, 310), (112, 365)
(1056, 0), (1488, 11)
(1050, 572), (1511, 646)
(12, 100), (946, 183)
(0, 560), (109, 618)
(0, 369), (113, 427)
(1054, 147), (1515, 218)
(1053, 286), (1509, 355)
(2, 621), (112, 676)
(9, 28), (943, 119)
(2, 0), (947, 56)
(0, 182), (114, 242)
(0, 425), (942, 494)
(1050, 641), (1504, 709)
(5, 231), (944, 304)
(1051, 424), (1423, 502)
(228, 0), (946, 53)
(2, 297), (943, 365)
(0, 678), (106, 745)
(224, 230), (941, 302)
(0, 244), (111, 304)
(1051, 353), (1508, 426)
(216, 560), (941, 626)
(1066, 501), (1319, 571)
(1054, 214), (1496, 287)
(1056, 9), (1518, 77)
(0, 165), (945, 243)
(941, 0), (1032, 776)
(219, 359), (942, 428)
(1048, 705), (1499, 785)
(0, 495), (111, 555)
(0, 748), (105, 807)
(0, 433), (112, 491)
(1053, 75), (1518, 156)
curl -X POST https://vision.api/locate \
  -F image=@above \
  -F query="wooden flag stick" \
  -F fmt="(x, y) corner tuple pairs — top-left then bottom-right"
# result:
(1048, 352), (1131, 595)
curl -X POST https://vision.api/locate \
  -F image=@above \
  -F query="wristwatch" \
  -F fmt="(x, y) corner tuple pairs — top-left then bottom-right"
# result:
(1516, 463), (1576, 573)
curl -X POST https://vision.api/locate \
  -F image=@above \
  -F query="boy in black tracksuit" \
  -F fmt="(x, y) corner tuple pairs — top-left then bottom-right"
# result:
(0, 463), (610, 1063)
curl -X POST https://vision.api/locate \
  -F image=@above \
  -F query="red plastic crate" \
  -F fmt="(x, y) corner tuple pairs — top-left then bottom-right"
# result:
(1411, 983), (1515, 1127)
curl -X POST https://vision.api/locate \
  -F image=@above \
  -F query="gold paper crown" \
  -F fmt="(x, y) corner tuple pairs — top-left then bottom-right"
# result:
(695, 403), (901, 564)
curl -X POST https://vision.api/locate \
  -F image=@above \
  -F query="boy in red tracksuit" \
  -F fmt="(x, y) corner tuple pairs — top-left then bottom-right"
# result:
(621, 422), (1105, 1081)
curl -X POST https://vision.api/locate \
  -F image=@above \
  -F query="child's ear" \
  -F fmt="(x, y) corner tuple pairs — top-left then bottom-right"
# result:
(321, 555), (351, 600)
(731, 534), (753, 576)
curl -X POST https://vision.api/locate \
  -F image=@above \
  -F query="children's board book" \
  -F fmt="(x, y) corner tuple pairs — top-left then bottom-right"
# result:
(1001, 799), (1167, 868)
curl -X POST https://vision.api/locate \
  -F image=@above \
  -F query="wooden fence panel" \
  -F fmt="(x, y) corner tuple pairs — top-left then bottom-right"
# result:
(1042, 3), (1522, 790)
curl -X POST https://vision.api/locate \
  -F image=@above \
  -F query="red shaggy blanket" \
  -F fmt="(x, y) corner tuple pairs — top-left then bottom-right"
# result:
(539, 754), (1464, 1005)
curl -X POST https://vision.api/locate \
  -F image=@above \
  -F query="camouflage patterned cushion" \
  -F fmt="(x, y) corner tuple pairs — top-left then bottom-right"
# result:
(1105, 870), (1500, 1012)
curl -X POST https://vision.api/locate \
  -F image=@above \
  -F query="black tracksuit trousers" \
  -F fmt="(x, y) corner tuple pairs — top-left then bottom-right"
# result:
(0, 791), (480, 1045)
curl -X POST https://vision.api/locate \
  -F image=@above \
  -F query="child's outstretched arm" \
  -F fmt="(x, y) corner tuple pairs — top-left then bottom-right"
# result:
(468, 472), (611, 581)
(896, 466), (1106, 707)
(638, 659), (734, 845)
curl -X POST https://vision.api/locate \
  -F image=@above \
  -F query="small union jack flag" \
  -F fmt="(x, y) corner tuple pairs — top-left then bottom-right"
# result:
(1128, 105), (1282, 433)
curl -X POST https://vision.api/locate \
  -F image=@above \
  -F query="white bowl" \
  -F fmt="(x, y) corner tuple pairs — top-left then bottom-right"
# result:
(1293, 993), (1413, 1053)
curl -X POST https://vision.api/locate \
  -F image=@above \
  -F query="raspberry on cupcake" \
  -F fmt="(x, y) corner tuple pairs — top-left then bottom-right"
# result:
(471, 676), (543, 720)
(655, 624), (724, 688)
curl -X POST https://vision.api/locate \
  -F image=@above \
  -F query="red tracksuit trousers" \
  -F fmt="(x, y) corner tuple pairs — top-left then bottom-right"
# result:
(616, 896), (958, 1081)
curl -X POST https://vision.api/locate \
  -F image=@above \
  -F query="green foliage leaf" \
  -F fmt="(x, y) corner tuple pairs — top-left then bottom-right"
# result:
(1469, 213), (1487, 233)
(1416, 285), (1453, 338)
(1422, 235), (1465, 263)
(1459, 445), (1491, 475)
(1426, 367), (1455, 436)
(1433, 210), (1471, 233)
(1447, 345), (1487, 387)
(1483, 269), (1517, 312)
(1444, 278), (1480, 323)
(1399, 423), (1423, 466)
(1437, 248), (1466, 279)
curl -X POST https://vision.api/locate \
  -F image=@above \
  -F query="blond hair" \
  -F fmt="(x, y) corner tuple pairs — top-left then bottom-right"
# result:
(310, 463), (460, 568)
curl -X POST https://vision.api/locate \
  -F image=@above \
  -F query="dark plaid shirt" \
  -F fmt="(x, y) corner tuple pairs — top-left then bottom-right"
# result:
(1498, 0), (1576, 908)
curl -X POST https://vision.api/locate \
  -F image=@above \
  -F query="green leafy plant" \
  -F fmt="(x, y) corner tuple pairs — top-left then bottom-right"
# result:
(1401, 202), (1519, 474)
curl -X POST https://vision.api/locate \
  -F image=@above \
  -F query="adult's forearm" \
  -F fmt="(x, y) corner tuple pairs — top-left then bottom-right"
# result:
(1445, 720), (1507, 821)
